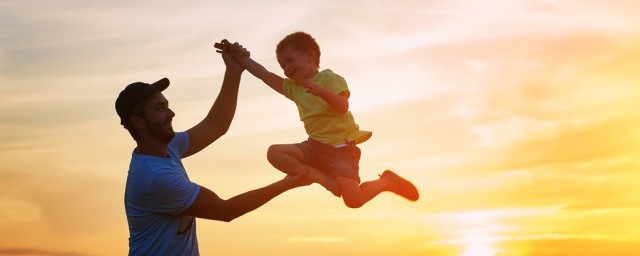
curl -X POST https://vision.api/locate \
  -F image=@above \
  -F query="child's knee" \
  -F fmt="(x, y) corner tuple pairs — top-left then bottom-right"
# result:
(342, 194), (364, 209)
(267, 144), (279, 153)
(266, 145), (283, 161)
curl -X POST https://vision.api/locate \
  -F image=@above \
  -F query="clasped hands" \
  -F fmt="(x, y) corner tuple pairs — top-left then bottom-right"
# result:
(214, 39), (250, 59)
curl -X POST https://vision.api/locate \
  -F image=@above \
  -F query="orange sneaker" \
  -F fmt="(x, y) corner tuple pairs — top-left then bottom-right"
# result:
(380, 170), (419, 201)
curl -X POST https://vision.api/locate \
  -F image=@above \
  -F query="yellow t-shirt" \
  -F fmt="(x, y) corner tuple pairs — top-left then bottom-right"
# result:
(282, 69), (372, 146)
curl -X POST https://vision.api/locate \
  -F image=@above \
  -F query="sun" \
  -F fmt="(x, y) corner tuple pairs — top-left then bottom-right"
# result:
(460, 235), (498, 256)
(461, 243), (497, 256)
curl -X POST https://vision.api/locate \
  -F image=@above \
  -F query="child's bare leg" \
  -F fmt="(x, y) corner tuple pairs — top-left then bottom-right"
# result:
(267, 144), (340, 196)
(337, 177), (387, 208)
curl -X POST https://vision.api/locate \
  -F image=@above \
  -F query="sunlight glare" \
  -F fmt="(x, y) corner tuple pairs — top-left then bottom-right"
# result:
(460, 235), (498, 256)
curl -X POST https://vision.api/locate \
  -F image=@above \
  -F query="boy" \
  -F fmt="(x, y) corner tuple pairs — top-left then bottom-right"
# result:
(218, 32), (418, 208)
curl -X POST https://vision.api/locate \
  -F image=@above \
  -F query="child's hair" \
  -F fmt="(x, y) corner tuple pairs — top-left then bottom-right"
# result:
(276, 32), (321, 68)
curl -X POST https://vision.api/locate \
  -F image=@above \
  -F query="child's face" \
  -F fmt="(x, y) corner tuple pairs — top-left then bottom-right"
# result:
(276, 46), (317, 81)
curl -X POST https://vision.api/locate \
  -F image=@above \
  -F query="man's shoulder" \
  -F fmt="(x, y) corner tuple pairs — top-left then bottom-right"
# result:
(130, 153), (183, 175)
(168, 131), (189, 158)
(129, 157), (170, 178)
(169, 131), (189, 148)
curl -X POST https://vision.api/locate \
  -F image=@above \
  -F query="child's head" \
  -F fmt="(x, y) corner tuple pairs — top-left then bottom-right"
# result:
(276, 32), (321, 80)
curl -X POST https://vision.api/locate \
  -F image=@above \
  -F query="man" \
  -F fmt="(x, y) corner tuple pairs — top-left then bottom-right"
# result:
(115, 40), (310, 255)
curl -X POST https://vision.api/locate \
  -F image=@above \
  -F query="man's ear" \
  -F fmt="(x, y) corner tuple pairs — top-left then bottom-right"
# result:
(129, 115), (147, 130)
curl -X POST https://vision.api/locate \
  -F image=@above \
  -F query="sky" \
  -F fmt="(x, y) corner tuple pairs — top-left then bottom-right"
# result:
(1, 0), (639, 255)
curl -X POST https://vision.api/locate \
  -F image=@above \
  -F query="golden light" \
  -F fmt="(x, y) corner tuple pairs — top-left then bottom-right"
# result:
(460, 235), (498, 256)
(428, 209), (544, 256)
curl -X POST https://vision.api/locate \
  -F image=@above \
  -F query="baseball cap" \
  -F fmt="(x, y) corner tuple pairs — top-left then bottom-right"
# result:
(115, 78), (170, 128)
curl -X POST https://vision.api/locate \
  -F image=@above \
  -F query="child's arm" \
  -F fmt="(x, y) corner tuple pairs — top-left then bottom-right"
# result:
(236, 57), (285, 95)
(216, 42), (285, 95)
(299, 79), (349, 113)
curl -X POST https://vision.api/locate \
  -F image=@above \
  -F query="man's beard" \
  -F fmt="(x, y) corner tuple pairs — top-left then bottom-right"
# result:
(146, 118), (175, 144)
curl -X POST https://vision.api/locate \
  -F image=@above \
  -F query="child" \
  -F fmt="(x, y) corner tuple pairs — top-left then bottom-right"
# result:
(217, 32), (419, 208)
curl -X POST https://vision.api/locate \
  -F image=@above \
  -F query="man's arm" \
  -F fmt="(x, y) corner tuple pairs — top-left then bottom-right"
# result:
(184, 42), (244, 158)
(183, 172), (311, 222)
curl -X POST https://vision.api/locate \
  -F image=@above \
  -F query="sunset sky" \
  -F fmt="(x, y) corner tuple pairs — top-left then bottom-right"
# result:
(1, 0), (639, 255)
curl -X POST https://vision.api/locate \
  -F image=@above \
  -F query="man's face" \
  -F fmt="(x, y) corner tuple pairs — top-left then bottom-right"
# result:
(141, 92), (175, 143)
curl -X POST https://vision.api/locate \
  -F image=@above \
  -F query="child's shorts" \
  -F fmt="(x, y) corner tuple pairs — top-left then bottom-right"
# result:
(295, 138), (361, 183)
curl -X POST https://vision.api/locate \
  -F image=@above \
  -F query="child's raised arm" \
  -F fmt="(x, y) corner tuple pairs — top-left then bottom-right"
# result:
(215, 41), (284, 95)
(238, 56), (285, 95)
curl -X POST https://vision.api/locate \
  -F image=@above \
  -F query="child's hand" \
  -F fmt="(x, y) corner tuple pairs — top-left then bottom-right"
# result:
(214, 40), (250, 59)
(215, 39), (245, 72)
(228, 42), (250, 59)
(299, 79), (323, 96)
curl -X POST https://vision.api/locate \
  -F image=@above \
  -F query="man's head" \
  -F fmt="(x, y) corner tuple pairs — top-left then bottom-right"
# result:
(116, 78), (175, 142)
(276, 32), (321, 80)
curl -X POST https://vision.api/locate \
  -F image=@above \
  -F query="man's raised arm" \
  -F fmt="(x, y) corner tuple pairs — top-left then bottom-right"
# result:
(184, 40), (244, 158)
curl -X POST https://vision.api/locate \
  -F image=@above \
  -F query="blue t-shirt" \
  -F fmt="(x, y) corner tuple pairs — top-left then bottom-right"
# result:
(125, 132), (201, 256)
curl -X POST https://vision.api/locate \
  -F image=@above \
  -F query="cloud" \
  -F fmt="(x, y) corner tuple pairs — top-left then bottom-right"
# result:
(502, 115), (640, 171)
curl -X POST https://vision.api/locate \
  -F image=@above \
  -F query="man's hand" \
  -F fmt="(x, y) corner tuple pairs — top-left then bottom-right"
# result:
(215, 40), (250, 59)
(284, 169), (313, 188)
(215, 39), (286, 95)
(214, 39), (246, 73)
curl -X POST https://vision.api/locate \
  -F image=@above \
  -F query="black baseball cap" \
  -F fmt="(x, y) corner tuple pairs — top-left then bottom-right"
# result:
(115, 78), (170, 128)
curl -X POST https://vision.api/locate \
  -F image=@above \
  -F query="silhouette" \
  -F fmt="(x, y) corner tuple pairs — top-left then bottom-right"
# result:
(116, 40), (312, 255)
(216, 32), (419, 208)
